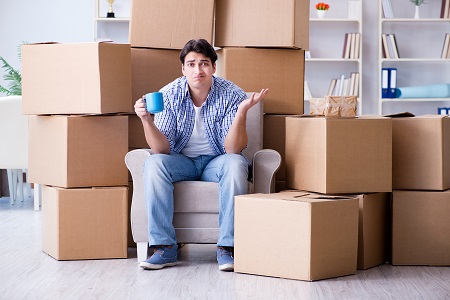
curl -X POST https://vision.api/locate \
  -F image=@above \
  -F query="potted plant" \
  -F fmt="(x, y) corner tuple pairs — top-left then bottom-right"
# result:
(410, 0), (426, 19)
(0, 46), (22, 96)
(315, 2), (330, 19)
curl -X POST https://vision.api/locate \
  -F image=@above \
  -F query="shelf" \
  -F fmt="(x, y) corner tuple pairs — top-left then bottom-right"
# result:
(382, 18), (450, 23)
(310, 18), (360, 22)
(381, 58), (450, 62)
(306, 58), (360, 62)
(96, 17), (130, 22)
(382, 98), (450, 102)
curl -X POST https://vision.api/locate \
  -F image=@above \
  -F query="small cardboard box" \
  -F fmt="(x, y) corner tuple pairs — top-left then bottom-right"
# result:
(235, 191), (359, 281)
(129, 0), (214, 49)
(355, 193), (390, 270)
(310, 96), (357, 117)
(216, 48), (304, 115)
(22, 42), (132, 115)
(29, 115), (128, 188)
(131, 48), (181, 102)
(263, 115), (289, 180)
(42, 185), (128, 260)
(392, 190), (450, 266)
(215, 0), (310, 49)
(391, 115), (450, 190)
(285, 116), (392, 194)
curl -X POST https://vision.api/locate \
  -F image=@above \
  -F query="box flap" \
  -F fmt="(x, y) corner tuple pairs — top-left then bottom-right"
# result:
(384, 112), (415, 118)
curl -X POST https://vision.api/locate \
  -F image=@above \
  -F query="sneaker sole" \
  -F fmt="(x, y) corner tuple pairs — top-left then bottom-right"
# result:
(139, 261), (178, 270)
(219, 263), (234, 271)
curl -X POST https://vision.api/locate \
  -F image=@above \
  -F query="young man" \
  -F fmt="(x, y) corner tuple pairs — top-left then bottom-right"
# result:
(134, 39), (268, 271)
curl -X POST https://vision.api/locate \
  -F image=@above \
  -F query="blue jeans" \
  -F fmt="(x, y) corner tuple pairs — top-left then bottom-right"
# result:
(143, 152), (249, 247)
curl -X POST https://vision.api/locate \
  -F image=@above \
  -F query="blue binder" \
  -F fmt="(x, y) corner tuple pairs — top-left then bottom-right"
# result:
(382, 68), (389, 98)
(388, 68), (398, 98)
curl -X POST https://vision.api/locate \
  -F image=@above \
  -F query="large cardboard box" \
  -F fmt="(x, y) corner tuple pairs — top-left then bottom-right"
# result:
(29, 115), (128, 188)
(285, 116), (392, 194)
(129, 0), (214, 49)
(392, 115), (450, 190)
(216, 48), (304, 115)
(392, 190), (450, 266)
(22, 42), (132, 115)
(263, 115), (289, 180)
(128, 114), (147, 149)
(215, 0), (309, 49)
(235, 191), (359, 281)
(131, 48), (181, 102)
(42, 185), (128, 260)
(355, 193), (390, 270)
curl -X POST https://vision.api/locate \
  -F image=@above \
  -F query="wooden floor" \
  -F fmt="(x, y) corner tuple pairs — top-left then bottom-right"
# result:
(1, 195), (449, 300)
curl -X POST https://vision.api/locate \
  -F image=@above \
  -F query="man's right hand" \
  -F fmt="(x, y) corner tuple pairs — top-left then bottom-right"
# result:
(135, 97), (152, 121)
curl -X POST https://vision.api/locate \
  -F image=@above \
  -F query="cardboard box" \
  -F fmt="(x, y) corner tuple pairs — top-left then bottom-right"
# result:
(128, 114), (147, 149)
(263, 115), (289, 180)
(42, 185), (128, 260)
(392, 115), (450, 190)
(285, 116), (392, 194)
(392, 190), (450, 266)
(22, 42), (132, 115)
(310, 96), (357, 117)
(355, 193), (390, 270)
(29, 115), (129, 188)
(129, 0), (214, 49)
(235, 191), (359, 281)
(215, 0), (309, 49)
(131, 48), (181, 102)
(216, 48), (304, 114)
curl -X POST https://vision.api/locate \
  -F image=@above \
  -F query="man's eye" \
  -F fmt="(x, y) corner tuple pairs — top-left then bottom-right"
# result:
(187, 63), (194, 67)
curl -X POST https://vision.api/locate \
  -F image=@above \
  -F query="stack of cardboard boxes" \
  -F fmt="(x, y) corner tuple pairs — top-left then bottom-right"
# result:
(391, 115), (450, 266)
(22, 42), (132, 260)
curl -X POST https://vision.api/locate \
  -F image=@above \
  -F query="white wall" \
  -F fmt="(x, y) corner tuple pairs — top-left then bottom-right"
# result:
(0, 0), (448, 115)
(0, 0), (93, 91)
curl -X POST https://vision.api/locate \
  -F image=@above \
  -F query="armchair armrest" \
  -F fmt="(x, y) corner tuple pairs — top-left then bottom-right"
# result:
(252, 149), (281, 194)
(124, 149), (154, 243)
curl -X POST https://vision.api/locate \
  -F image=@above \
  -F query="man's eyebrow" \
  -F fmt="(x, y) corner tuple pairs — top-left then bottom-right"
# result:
(186, 59), (210, 63)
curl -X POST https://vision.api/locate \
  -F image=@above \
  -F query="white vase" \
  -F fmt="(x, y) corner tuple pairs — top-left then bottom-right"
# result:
(316, 10), (327, 19)
(414, 5), (420, 19)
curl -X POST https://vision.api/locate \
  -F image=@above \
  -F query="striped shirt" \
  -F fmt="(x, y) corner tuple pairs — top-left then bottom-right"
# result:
(154, 76), (247, 155)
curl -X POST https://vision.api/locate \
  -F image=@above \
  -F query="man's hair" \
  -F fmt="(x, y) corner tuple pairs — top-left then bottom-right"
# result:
(180, 39), (217, 65)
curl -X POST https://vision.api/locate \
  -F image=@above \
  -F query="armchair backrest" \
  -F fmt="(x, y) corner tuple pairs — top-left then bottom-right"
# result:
(241, 93), (263, 161)
(0, 96), (28, 169)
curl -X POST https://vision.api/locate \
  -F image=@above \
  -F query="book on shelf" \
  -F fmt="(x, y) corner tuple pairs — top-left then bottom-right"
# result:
(342, 33), (360, 59)
(304, 80), (313, 100)
(381, 0), (394, 18)
(328, 73), (359, 96)
(442, 34), (450, 59)
(388, 34), (400, 59)
(382, 33), (390, 59)
(441, 0), (450, 19)
(381, 68), (398, 99)
(305, 51), (311, 59)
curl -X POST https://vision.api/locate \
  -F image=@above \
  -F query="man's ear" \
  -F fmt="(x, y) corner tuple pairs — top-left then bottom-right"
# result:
(212, 63), (216, 74)
(181, 63), (185, 76)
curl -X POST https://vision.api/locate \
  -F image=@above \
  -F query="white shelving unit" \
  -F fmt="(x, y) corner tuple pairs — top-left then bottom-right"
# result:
(94, 0), (130, 43)
(305, 0), (363, 114)
(378, 1), (450, 115)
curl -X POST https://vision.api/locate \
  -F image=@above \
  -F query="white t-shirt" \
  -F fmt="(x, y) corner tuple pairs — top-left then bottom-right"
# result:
(181, 105), (216, 158)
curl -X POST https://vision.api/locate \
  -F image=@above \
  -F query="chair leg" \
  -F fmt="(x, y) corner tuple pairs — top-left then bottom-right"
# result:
(25, 169), (32, 198)
(7, 169), (15, 205)
(137, 242), (149, 263)
(16, 169), (24, 203)
(34, 183), (42, 211)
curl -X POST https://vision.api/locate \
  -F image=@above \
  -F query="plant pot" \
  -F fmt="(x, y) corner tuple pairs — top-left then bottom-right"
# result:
(316, 10), (328, 19)
(414, 5), (420, 19)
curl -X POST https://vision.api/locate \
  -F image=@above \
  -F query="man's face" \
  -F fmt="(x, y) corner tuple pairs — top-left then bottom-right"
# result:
(182, 51), (216, 91)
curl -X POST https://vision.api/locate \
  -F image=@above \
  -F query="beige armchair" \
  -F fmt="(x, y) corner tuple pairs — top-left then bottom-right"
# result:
(125, 99), (281, 262)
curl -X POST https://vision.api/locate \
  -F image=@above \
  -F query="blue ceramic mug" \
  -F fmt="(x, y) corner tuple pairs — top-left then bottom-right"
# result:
(145, 92), (164, 114)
